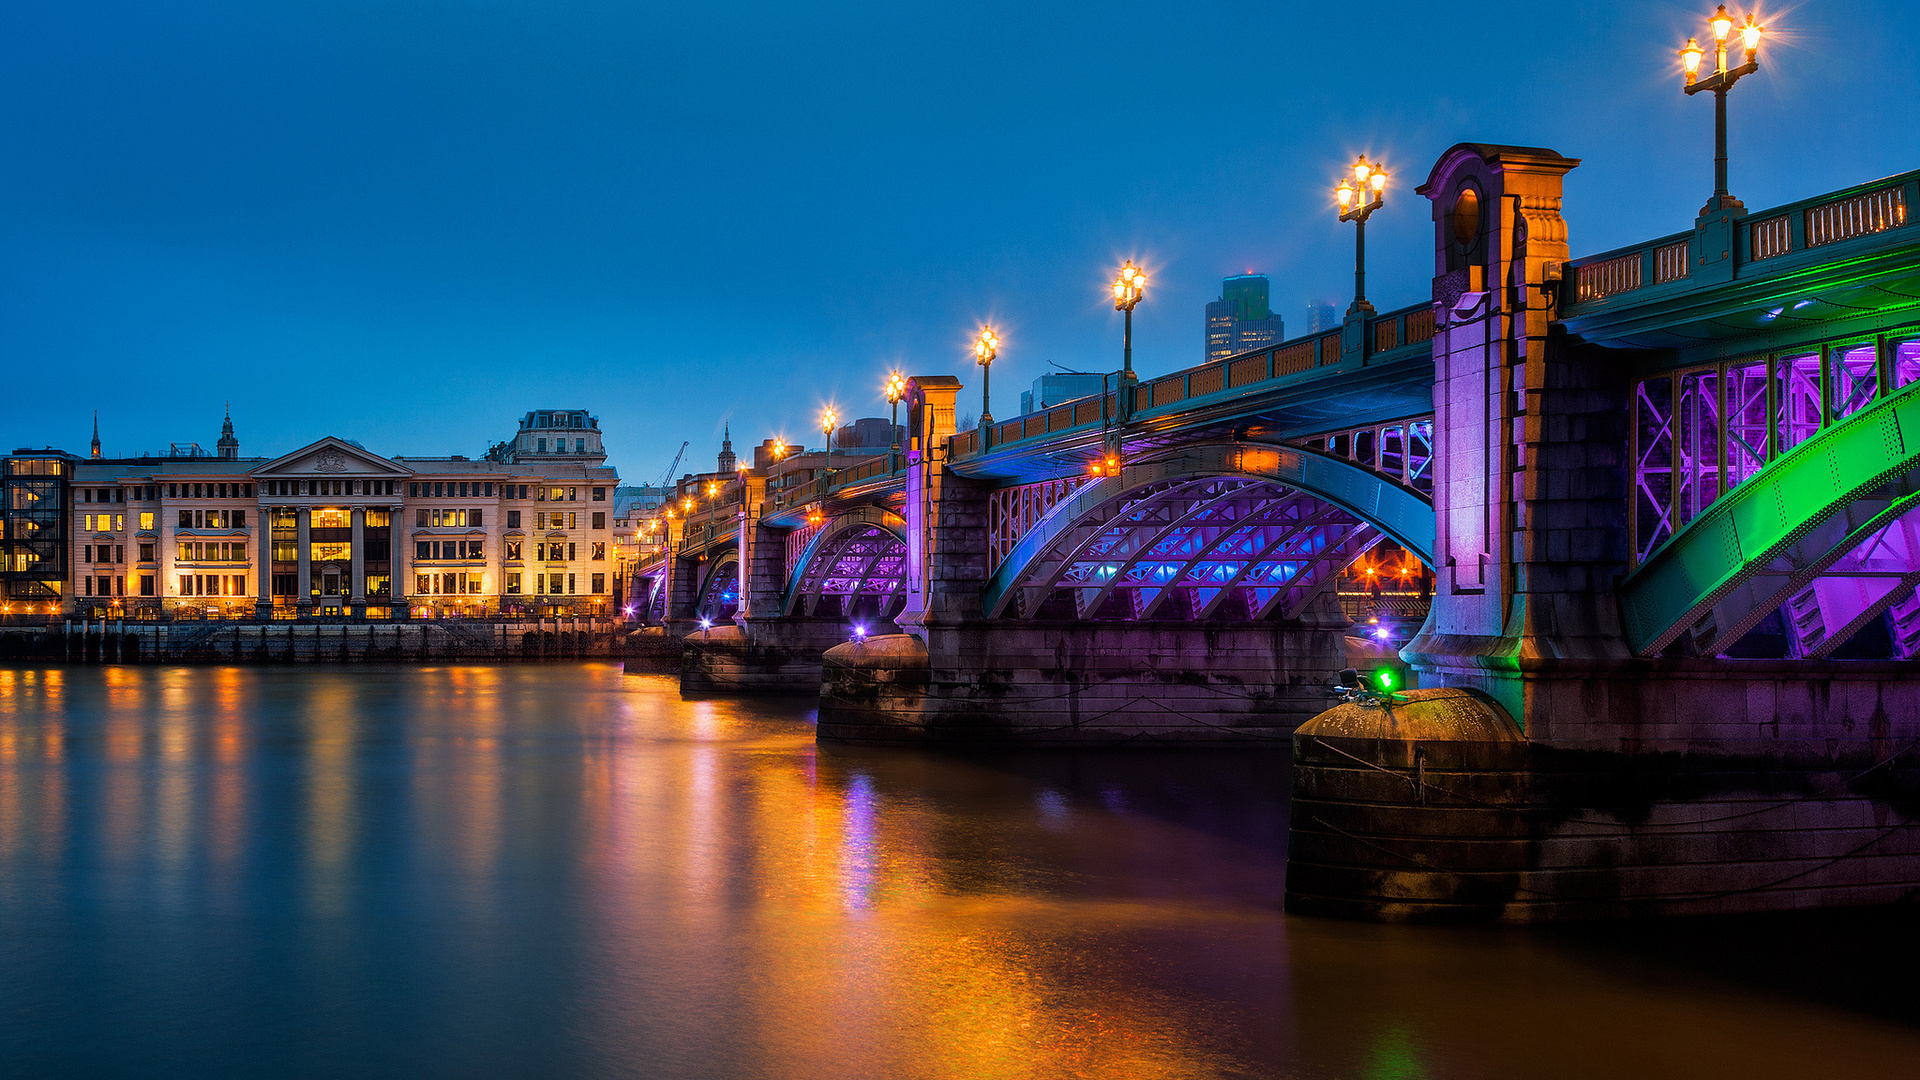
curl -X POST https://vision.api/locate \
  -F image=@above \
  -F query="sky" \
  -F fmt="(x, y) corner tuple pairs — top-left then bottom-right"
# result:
(3, 0), (1917, 482)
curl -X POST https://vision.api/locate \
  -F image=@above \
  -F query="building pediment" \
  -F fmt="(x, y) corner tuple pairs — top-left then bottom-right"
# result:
(251, 437), (411, 478)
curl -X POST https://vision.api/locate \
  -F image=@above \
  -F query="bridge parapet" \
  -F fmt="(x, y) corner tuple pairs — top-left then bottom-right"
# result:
(1561, 169), (1918, 356)
(945, 300), (1436, 463)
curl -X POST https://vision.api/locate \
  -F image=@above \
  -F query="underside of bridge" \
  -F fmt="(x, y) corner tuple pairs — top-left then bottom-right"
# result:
(783, 520), (907, 623)
(819, 442), (1435, 745)
(1622, 348), (1920, 661)
(989, 476), (1395, 624)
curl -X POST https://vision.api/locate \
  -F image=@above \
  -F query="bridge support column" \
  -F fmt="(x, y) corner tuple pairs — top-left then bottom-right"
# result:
(1401, 142), (1622, 726)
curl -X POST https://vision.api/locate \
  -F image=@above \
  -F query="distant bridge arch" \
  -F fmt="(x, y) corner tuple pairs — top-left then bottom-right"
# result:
(696, 553), (741, 624)
(782, 507), (909, 619)
(982, 443), (1434, 621)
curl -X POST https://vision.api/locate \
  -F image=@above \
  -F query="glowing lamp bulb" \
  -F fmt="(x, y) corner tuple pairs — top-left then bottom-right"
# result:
(1740, 16), (1761, 52)
(1336, 182), (1354, 208)
(1710, 5), (1732, 42)
(1374, 667), (1395, 692)
(1352, 158), (1371, 183)
(1369, 169), (1387, 192)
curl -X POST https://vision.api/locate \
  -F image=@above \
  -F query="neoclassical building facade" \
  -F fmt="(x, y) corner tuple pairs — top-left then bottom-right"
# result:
(38, 410), (620, 620)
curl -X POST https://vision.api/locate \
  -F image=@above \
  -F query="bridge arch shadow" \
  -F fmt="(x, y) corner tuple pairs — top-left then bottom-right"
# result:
(982, 443), (1435, 622)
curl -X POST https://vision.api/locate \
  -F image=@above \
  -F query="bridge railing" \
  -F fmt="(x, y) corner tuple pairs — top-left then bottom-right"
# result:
(775, 453), (906, 510)
(945, 300), (1436, 463)
(1563, 169), (1917, 309)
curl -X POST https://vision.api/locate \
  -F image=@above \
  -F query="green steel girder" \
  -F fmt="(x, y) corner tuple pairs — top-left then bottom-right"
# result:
(980, 442), (1434, 620)
(1620, 379), (1920, 655)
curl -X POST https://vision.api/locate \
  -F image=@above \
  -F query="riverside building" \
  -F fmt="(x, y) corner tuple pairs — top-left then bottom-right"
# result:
(5, 409), (619, 621)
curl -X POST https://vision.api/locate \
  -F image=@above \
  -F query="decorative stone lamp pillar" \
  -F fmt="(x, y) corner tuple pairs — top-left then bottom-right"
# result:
(1404, 143), (1630, 732)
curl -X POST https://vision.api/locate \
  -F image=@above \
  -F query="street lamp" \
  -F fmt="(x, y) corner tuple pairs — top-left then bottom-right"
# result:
(771, 438), (788, 463)
(974, 328), (998, 429)
(821, 406), (838, 480)
(1112, 261), (1146, 384)
(1681, 5), (1764, 213)
(884, 370), (907, 472)
(1335, 155), (1388, 315)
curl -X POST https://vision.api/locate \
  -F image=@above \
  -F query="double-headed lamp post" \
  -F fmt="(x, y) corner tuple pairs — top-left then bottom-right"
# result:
(1335, 155), (1388, 314)
(1681, 5), (1764, 213)
(884, 370), (907, 471)
(974, 328), (999, 429)
(1112, 261), (1146, 384)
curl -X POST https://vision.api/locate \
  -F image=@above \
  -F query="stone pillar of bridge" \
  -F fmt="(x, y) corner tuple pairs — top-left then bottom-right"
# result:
(733, 474), (782, 623)
(661, 514), (702, 640)
(683, 471), (879, 693)
(1402, 143), (1631, 731)
(895, 375), (969, 639)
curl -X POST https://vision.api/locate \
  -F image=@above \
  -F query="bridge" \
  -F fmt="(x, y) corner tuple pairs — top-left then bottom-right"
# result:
(644, 143), (1920, 704)
(633, 141), (1920, 920)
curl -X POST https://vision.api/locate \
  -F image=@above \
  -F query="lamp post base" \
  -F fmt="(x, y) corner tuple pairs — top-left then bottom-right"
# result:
(1697, 192), (1747, 217)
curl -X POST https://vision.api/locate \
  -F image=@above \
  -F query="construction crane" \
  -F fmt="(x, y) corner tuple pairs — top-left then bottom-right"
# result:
(657, 441), (689, 490)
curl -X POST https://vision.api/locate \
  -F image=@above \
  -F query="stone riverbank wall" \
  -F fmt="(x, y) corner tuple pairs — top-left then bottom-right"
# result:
(0, 619), (631, 663)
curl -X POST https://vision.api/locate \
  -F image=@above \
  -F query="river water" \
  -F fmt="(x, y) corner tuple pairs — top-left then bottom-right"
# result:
(0, 664), (1916, 1079)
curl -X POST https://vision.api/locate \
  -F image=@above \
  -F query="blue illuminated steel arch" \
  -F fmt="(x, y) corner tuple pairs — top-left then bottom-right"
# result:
(696, 552), (741, 623)
(1621, 380), (1920, 657)
(782, 507), (909, 617)
(982, 443), (1434, 620)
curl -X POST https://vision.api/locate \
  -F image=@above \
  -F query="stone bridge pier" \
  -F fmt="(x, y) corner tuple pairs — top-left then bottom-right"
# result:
(673, 475), (907, 694)
(1285, 142), (1920, 922)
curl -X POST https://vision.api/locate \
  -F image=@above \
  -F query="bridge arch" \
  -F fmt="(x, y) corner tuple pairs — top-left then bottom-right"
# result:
(696, 552), (741, 624)
(782, 507), (909, 619)
(982, 443), (1435, 621)
(1621, 381), (1920, 658)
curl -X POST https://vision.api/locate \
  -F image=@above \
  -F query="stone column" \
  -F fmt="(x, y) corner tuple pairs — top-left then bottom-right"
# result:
(158, 488), (176, 618)
(255, 503), (273, 619)
(391, 503), (407, 618)
(895, 375), (964, 638)
(735, 475), (780, 621)
(350, 505), (366, 616)
(1404, 143), (1626, 733)
(296, 505), (312, 614)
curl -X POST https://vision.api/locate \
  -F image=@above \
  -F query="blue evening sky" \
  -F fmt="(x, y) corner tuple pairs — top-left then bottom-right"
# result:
(3, 1), (1914, 480)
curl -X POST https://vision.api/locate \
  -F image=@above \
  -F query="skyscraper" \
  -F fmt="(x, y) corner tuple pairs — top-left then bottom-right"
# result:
(1204, 274), (1286, 363)
(1306, 300), (1338, 334)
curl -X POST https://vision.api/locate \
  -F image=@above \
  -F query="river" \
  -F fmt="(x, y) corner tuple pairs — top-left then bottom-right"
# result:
(0, 664), (1915, 1078)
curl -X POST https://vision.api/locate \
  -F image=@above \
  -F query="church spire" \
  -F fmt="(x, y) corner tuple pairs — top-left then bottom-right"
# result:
(717, 424), (737, 474)
(90, 412), (101, 459)
(217, 403), (239, 460)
